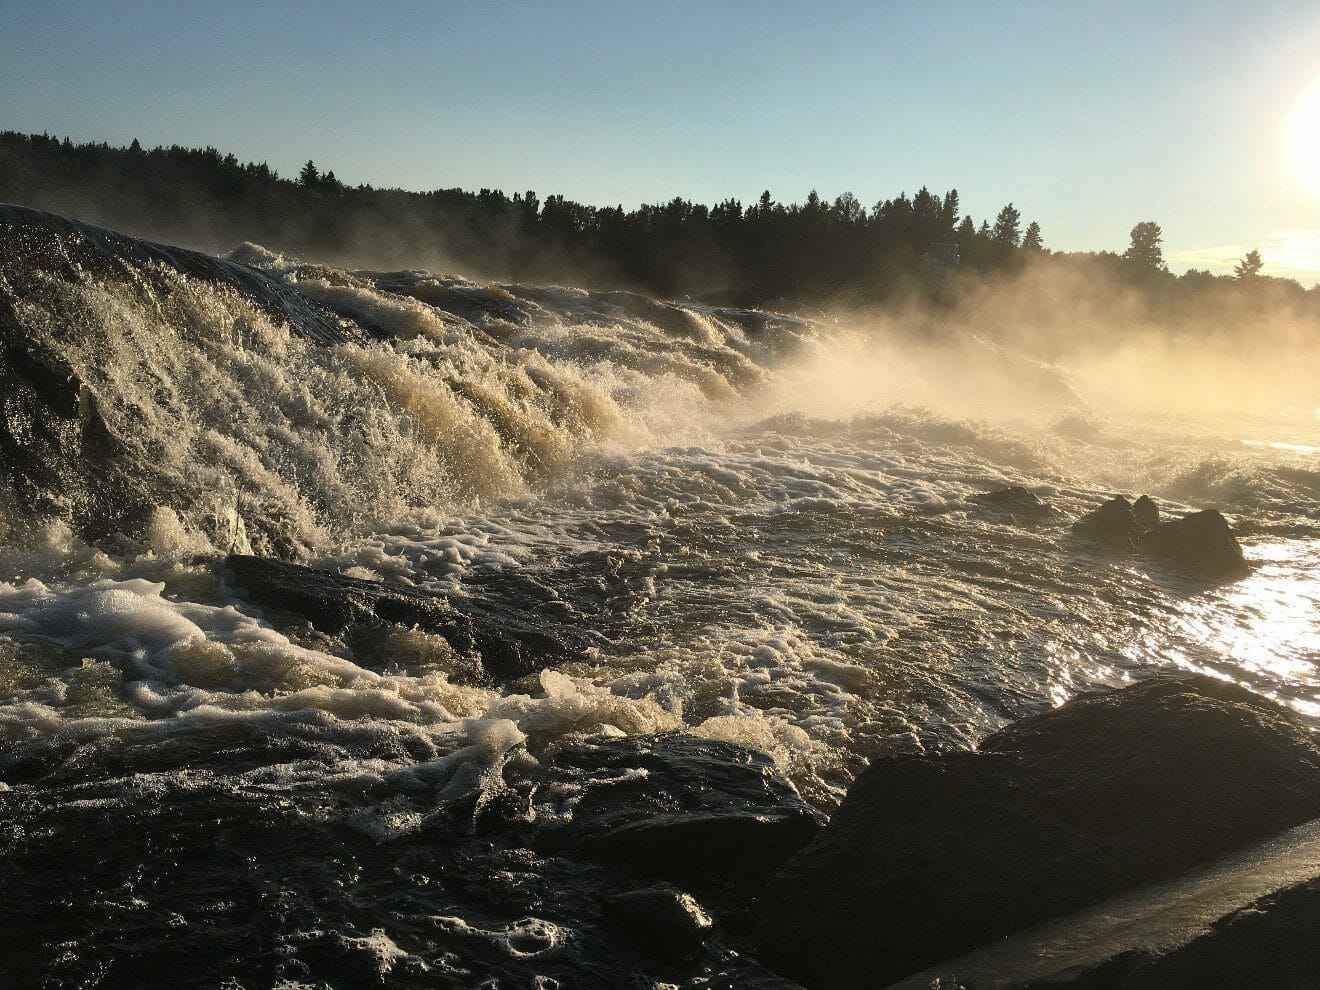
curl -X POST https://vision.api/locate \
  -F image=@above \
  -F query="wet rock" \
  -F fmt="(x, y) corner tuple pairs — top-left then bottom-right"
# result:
(1070, 494), (1142, 551)
(756, 674), (1320, 989)
(602, 887), (713, 964)
(1132, 493), (1160, 530)
(1081, 876), (1320, 987)
(971, 485), (1056, 518)
(537, 734), (825, 885)
(225, 554), (590, 679)
(1137, 508), (1250, 580)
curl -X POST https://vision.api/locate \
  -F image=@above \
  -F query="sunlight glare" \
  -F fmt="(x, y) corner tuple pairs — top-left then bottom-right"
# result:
(1287, 78), (1320, 195)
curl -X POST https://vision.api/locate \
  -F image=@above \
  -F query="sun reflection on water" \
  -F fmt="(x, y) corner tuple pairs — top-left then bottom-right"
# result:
(1168, 539), (1320, 717)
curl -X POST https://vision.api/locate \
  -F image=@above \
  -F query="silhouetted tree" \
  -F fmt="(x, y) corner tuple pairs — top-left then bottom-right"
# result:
(298, 160), (320, 187)
(1234, 249), (1263, 279)
(991, 204), (1022, 247)
(1021, 221), (1044, 251)
(1124, 221), (1165, 271)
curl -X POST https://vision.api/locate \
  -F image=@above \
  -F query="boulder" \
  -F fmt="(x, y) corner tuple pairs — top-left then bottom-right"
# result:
(602, 887), (714, 964)
(755, 675), (1320, 989)
(970, 485), (1056, 518)
(225, 554), (591, 679)
(534, 733), (825, 885)
(1137, 509), (1250, 580)
(1070, 494), (1142, 551)
(1133, 494), (1160, 530)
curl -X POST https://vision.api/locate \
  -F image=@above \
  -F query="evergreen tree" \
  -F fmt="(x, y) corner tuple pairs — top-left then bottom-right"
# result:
(1234, 249), (1263, 279)
(1123, 221), (1165, 271)
(991, 204), (1022, 247)
(1021, 221), (1043, 251)
(298, 160), (320, 187)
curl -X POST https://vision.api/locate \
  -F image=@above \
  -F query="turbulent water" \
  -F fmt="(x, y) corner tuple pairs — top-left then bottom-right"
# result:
(1, 204), (1317, 987)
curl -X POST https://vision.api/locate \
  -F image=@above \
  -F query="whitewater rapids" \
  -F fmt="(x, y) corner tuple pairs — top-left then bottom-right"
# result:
(0, 205), (1316, 986)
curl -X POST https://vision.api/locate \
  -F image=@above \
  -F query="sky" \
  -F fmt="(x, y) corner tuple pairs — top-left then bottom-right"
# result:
(3, 0), (1320, 282)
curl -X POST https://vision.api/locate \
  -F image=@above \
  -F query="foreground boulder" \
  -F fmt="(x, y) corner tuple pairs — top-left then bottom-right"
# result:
(602, 887), (714, 964)
(225, 554), (592, 679)
(1138, 508), (1250, 580)
(535, 733), (825, 885)
(1070, 494), (1142, 551)
(755, 675), (1320, 989)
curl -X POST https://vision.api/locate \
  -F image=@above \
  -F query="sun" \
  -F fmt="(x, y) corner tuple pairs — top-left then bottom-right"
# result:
(1287, 78), (1320, 195)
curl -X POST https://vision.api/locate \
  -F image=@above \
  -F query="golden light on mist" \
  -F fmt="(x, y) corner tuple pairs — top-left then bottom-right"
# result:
(1287, 77), (1320, 195)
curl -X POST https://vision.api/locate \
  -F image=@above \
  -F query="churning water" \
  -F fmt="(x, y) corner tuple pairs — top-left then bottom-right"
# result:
(0, 205), (1316, 987)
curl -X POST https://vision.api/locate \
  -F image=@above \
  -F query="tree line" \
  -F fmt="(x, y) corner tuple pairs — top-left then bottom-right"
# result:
(0, 130), (1313, 322)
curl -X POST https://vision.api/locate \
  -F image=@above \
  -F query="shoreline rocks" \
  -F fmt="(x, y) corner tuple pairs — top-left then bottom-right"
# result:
(754, 674), (1320, 988)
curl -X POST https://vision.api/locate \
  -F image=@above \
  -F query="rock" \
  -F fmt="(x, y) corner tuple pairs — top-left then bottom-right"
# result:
(535, 733), (825, 885)
(1092, 875), (1320, 987)
(1133, 494), (1160, 530)
(1137, 508), (1250, 580)
(225, 554), (591, 679)
(755, 675), (1320, 989)
(971, 486), (1056, 518)
(602, 887), (713, 964)
(1070, 494), (1142, 551)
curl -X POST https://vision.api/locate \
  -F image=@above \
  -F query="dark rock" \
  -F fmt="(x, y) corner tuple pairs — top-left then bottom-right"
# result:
(1137, 508), (1250, 580)
(536, 733), (824, 885)
(602, 887), (713, 964)
(1071, 494), (1142, 551)
(1082, 876), (1320, 987)
(225, 554), (591, 679)
(971, 485), (1056, 518)
(1132, 494), (1160, 530)
(756, 674), (1320, 989)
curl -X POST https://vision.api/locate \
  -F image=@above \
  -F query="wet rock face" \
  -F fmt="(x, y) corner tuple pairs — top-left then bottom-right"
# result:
(224, 554), (592, 680)
(1071, 494), (1143, 551)
(1137, 508), (1250, 580)
(535, 734), (825, 885)
(971, 485), (1056, 519)
(1133, 493), (1161, 530)
(601, 887), (713, 964)
(755, 675), (1320, 989)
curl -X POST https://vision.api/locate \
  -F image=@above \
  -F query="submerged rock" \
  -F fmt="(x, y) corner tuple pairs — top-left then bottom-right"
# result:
(536, 733), (824, 885)
(1133, 493), (1161, 530)
(755, 674), (1320, 989)
(971, 485), (1056, 518)
(1070, 494), (1142, 551)
(225, 554), (590, 679)
(1138, 508), (1250, 580)
(602, 887), (714, 964)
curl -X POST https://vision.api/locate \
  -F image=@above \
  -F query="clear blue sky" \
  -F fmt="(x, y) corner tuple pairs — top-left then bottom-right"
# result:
(3, 1), (1320, 279)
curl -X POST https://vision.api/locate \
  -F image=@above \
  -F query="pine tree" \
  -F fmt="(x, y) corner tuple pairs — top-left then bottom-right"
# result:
(1021, 221), (1044, 251)
(1233, 249), (1263, 279)
(991, 204), (1022, 247)
(1123, 221), (1165, 271)
(298, 160), (320, 187)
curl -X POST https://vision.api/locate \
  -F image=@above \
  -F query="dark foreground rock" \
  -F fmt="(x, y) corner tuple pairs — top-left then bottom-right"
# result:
(536, 733), (825, 885)
(1070, 494), (1143, 551)
(755, 674), (1320, 989)
(1137, 508), (1250, 580)
(602, 887), (714, 964)
(225, 554), (592, 679)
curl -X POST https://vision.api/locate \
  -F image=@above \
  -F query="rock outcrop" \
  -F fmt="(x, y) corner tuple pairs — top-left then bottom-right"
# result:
(536, 733), (825, 885)
(1133, 493), (1161, 530)
(1070, 494), (1143, 551)
(225, 554), (592, 679)
(1138, 508), (1250, 580)
(755, 675), (1320, 989)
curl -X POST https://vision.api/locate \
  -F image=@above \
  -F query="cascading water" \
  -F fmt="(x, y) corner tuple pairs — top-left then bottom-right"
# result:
(1, 205), (1316, 987)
